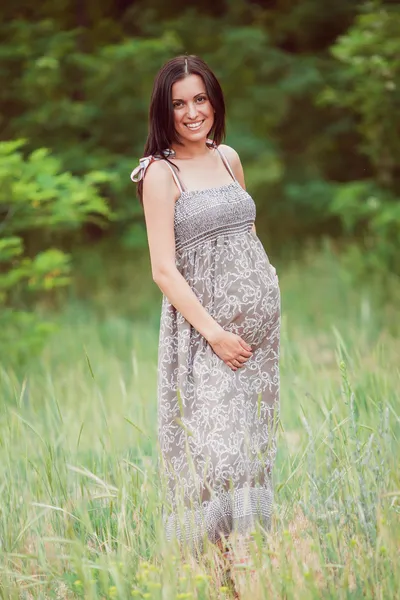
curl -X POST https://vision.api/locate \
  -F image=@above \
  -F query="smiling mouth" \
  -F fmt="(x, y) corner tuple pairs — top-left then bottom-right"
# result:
(184, 120), (204, 131)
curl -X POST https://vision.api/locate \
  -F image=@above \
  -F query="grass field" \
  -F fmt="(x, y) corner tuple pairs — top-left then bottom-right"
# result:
(0, 247), (399, 599)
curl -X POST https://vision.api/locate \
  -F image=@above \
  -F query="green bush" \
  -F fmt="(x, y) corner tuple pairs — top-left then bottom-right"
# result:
(320, 2), (400, 278)
(327, 3), (400, 186)
(0, 139), (111, 362)
(329, 181), (400, 279)
(0, 0), (399, 280)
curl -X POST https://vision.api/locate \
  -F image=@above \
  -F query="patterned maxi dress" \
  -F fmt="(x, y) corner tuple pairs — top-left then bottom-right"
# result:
(136, 145), (281, 550)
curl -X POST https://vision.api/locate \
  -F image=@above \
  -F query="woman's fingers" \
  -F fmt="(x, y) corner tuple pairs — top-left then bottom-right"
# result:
(239, 338), (252, 352)
(238, 339), (252, 359)
(226, 361), (237, 371)
(231, 356), (249, 368)
(234, 356), (247, 365)
(230, 345), (253, 368)
(216, 333), (254, 370)
(239, 352), (252, 361)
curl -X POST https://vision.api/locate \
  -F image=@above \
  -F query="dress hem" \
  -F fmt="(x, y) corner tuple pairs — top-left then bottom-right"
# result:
(163, 483), (274, 552)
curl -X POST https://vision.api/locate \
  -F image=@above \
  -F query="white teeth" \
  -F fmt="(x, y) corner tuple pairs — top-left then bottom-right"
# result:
(185, 121), (203, 130)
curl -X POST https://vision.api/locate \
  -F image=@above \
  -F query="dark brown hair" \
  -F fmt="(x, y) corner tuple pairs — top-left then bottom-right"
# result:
(137, 55), (226, 202)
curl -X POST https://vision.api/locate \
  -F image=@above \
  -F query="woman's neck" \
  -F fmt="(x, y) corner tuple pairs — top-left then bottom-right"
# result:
(170, 139), (211, 160)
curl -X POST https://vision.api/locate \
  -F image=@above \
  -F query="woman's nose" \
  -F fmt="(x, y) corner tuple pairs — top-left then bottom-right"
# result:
(187, 103), (198, 119)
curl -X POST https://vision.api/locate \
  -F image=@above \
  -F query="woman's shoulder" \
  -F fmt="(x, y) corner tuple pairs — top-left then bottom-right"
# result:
(142, 159), (177, 197)
(217, 143), (245, 185)
(144, 157), (174, 183)
(217, 143), (241, 166)
(131, 152), (172, 185)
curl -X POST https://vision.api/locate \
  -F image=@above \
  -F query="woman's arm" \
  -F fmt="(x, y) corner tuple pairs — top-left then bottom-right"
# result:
(142, 161), (253, 370)
(220, 144), (256, 234)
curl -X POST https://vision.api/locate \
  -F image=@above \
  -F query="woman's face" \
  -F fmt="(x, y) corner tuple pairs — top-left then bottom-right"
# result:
(171, 74), (214, 144)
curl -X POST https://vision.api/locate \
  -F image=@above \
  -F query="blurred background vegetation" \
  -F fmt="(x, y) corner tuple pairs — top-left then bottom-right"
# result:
(1, 0), (399, 362)
(1, 3), (400, 596)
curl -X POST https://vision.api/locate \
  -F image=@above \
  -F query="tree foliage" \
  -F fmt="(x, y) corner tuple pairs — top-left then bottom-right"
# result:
(0, 0), (399, 352)
(322, 2), (400, 274)
(0, 139), (110, 361)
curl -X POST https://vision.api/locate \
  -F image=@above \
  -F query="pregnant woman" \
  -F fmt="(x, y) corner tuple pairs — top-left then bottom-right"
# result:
(131, 55), (280, 573)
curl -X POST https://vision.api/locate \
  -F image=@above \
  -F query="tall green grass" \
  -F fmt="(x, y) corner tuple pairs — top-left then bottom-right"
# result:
(0, 248), (399, 599)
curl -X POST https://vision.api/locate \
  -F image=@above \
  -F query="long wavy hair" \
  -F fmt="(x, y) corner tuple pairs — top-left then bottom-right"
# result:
(137, 55), (226, 203)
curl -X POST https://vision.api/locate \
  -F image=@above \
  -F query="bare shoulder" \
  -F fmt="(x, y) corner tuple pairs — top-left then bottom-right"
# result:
(142, 159), (177, 202)
(218, 144), (241, 166)
(143, 159), (172, 187)
(218, 143), (245, 187)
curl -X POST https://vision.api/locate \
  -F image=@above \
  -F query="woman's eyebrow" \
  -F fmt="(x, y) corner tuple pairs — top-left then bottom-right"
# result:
(172, 92), (207, 101)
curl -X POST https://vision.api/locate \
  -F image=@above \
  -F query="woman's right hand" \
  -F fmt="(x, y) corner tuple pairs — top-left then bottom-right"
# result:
(208, 330), (253, 371)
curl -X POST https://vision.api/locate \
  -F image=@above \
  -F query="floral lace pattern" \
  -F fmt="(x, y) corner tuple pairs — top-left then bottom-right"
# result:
(157, 179), (281, 550)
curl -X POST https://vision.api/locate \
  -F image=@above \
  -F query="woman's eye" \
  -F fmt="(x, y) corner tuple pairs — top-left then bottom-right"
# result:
(196, 96), (206, 103)
(173, 101), (183, 109)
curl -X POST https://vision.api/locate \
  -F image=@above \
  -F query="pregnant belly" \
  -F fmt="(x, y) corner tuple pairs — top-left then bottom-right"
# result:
(214, 263), (280, 348)
(211, 233), (280, 347)
(178, 231), (280, 349)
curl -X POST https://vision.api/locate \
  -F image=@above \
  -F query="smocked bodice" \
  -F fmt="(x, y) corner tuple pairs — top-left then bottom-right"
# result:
(174, 181), (256, 253)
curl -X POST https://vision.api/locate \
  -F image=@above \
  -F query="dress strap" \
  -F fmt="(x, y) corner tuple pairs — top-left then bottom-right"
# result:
(215, 146), (236, 182)
(130, 153), (185, 194)
(130, 154), (154, 182)
(161, 160), (185, 194)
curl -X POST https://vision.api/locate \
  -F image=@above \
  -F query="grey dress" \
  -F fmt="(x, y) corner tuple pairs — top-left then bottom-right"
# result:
(155, 146), (280, 550)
